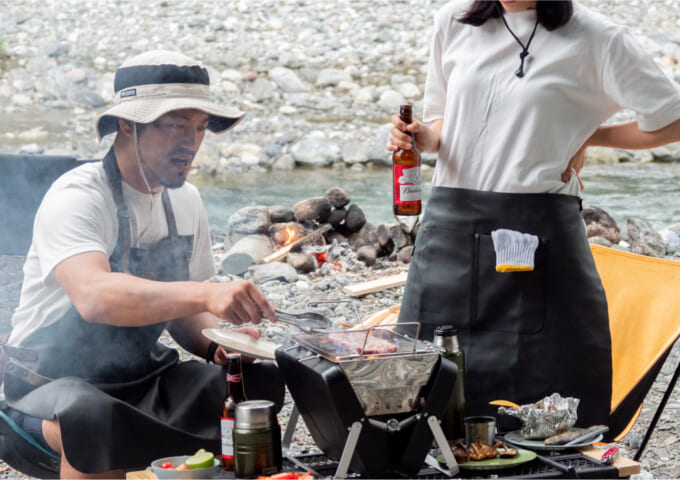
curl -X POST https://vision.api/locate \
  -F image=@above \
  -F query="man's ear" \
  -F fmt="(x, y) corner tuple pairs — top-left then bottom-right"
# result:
(118, 118), (135, 137)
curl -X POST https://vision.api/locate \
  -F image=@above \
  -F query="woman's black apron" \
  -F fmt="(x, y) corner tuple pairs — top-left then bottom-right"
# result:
(2, 149), (282, 473)
(398, 187), (612, 428)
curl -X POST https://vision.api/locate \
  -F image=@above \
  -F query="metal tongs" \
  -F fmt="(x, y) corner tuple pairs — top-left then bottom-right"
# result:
(274, 308), (332, 334)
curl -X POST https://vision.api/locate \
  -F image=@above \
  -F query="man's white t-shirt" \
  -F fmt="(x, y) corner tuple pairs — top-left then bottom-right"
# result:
(9, 161), (217, 346)
(424, 0), (680, 195)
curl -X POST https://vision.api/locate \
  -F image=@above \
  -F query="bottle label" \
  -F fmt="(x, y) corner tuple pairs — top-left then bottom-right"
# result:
(227, 373), (241, 383)
(221, 417), (234, 459)
(394, 165), (422, 204)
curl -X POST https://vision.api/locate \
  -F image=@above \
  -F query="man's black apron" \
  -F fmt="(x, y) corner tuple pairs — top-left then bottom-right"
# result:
(2, 149), (282, 473)
(398, 187), (612, 428)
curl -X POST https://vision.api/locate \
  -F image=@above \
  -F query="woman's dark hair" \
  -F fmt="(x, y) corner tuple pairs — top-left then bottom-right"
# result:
(458, 1), (573, 31)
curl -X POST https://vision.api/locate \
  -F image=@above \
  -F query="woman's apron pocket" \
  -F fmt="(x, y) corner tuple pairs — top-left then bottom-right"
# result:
(474, 233), (546, 334)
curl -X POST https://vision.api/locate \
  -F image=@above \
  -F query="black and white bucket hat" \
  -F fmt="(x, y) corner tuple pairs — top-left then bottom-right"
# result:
(95, 50), (244, 140)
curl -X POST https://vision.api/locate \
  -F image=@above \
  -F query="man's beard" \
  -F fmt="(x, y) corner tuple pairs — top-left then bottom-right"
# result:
(150, 148), (195, 189)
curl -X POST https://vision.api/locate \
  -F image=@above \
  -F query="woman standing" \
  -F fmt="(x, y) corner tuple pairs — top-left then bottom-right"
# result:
(388, 0), (680, 427)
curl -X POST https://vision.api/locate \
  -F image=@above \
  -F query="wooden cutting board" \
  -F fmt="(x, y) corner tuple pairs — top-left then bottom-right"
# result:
(578, 445), (640, 477)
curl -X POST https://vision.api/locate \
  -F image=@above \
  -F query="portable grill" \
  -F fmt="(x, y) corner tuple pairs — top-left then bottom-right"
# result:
(275, 325), (459, 477)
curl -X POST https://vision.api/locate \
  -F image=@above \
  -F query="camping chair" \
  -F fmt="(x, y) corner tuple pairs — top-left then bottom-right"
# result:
(591, 244), (680, 460)
(0, 154), (94, 478)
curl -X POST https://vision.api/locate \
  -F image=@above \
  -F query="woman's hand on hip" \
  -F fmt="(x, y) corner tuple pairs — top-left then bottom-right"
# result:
(386, 116), (442, 154)
(562, 143), (586, 190)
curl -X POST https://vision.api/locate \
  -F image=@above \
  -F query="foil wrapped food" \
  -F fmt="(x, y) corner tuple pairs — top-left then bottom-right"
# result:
(498, 393), (579, 439)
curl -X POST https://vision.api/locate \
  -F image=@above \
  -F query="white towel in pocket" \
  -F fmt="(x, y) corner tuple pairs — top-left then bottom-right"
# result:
(491, 229), (539, 272)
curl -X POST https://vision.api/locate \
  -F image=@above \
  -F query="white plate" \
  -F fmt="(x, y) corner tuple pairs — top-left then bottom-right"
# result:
(504, 429), (604, 451)
(202, 328), (280, 360)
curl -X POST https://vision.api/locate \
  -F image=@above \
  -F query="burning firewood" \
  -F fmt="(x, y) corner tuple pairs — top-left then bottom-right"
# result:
(262, 224), (332, 264)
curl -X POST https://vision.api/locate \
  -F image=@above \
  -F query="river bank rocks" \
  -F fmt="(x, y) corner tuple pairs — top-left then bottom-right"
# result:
(217, 198), (679, 283)
(583, 205), (680, 260)
(218, 186), (416, 276)
(2, 0), (680, 173)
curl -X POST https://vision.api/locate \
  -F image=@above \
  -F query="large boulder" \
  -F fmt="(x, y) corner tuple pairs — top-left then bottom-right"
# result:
(226, 206), (271, 247)
(221, 234), (275, 276)
(293, 197), (332, 223)
(248, 263), (299, 284)
(582, 206), (620, 245)
(345, 204), (367, 233)
(326, 186), (351, 209)
(627, 217), (666, 258)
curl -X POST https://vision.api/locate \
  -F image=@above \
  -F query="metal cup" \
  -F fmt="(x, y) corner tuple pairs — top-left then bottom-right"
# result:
(464, 415), (496, 446)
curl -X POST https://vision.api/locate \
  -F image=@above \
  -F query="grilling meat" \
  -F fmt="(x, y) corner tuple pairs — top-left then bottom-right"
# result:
(327, 331), (398, 354)
(456, 440), (517, 462)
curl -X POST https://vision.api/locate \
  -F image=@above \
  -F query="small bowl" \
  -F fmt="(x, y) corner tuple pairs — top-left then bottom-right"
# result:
(150, 455), (220, 479)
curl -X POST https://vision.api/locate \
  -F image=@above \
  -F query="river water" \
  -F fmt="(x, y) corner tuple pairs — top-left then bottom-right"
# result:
(194, 161), (680, 233)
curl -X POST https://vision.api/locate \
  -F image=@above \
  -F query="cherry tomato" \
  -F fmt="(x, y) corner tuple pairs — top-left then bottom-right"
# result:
(160, 462), (173, 469)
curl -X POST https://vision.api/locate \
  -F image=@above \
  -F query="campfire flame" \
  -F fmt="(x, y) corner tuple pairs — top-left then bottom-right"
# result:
(283, 226), (297, 246)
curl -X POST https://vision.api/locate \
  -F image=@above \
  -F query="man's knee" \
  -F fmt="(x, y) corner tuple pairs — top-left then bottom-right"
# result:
(41, 418), (62, 456)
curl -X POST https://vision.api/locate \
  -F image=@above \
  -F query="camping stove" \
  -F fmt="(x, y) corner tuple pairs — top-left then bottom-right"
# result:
(275, 325), (459, 477)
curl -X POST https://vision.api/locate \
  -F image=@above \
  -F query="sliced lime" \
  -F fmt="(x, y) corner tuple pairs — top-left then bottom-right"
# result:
(186, 449), (214, 469)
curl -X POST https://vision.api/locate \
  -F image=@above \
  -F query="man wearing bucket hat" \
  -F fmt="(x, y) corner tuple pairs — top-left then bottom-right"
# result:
(1, 50), (284, 478)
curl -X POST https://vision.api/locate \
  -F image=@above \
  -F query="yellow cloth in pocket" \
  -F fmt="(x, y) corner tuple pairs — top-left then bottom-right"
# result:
(496, 264), (535, 272)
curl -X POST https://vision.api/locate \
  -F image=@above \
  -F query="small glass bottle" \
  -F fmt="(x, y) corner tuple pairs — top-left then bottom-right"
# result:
(392, 104), (422, 233)
(433, 325), (466, 442)
(221, 353), (245, 469)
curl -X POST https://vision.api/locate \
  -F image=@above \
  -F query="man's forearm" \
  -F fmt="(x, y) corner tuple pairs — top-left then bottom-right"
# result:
(80, 272), (213, 327)
(589, 118), (680, 150)
(167, 312), (220, 359)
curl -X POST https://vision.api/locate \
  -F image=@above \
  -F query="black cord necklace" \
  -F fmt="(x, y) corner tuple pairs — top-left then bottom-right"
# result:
(500, 13), (540, 78)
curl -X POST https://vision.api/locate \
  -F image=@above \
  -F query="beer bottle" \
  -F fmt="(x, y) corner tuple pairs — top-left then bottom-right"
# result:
(433, 326), (466, 442)
(221, 353), (245, 469)
(392, 104), (422, 232)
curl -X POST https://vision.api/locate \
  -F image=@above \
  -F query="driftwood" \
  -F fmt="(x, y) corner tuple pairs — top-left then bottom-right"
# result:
(261, 224), (332, 264)
(353, 304), (401, 330)
(342, 272), (408, 297)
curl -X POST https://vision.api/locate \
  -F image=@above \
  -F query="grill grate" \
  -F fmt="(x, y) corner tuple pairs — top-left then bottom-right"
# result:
(280, 451), (619, 479)
(291, 328), (435, 361)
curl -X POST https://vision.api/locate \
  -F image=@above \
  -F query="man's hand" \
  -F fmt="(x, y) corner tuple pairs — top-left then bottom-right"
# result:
(213, 326), (261, 365)
(206, 280), (276, 326)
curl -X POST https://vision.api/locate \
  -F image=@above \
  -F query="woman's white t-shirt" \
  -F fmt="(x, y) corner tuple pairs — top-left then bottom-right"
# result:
(424, 0), (680, 195)
(9, 162), (217, 346)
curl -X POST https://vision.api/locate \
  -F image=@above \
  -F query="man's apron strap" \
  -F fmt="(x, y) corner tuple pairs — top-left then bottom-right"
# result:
(102, 148), (132, 273)
(4, 362), (51, 389)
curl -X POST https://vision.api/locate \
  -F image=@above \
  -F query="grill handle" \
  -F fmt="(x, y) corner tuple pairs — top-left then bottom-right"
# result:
(358, 322), (422, 357)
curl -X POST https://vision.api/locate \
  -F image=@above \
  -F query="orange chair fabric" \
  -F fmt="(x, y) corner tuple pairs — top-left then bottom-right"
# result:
(591, 245), (680, 440)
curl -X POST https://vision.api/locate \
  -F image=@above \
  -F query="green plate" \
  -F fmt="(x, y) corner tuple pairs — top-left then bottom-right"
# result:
(437, 448), (536, 471)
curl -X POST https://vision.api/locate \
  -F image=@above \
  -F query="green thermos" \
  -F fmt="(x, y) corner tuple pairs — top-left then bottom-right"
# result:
(433, 325), (466, 442)
(233, 400), (282, 478)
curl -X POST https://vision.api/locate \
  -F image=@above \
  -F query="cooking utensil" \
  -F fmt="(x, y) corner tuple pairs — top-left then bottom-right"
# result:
(274, 308), (331, 333)
(563, 425), (609, 446)
(503, 429), (604, 451)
